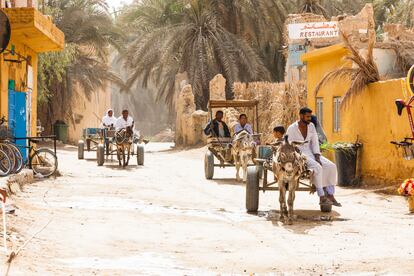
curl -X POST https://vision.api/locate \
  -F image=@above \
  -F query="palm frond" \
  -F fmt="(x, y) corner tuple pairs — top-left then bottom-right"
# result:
(315, 32), (380, 106)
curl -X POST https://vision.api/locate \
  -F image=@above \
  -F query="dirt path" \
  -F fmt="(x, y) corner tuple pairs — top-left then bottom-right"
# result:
(1, 143), (414, 275)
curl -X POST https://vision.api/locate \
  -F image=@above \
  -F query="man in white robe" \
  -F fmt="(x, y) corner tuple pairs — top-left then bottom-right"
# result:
(286, 107), (341, 206)
(101, 109), (117, 128)
(115, 109), (135, 131)
(234, 114), (253, 134)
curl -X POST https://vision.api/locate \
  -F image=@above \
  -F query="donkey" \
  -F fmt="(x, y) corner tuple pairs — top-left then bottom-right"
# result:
(115, 126), (133, 167)
(232, 130), (256, 182)
(272, 135), (307, 224)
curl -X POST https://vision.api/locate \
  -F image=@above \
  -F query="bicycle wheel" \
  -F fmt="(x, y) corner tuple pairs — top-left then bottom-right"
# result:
(0, 149), (11, 177)
(6, 142), (24, 174)
(0, 143), (16, 173)
(30, 148), (58, 177)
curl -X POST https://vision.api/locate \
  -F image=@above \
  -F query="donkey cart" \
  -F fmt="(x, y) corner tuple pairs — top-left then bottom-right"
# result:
(78, 127), (105, 161)
(246, 145), (333, 214)
(204, 100), (260, 180)
(78, 128), (144, 167)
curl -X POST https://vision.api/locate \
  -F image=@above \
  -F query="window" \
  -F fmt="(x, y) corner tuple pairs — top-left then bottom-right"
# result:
(316, 98), (324, 127)
(333, 97), (342, 132)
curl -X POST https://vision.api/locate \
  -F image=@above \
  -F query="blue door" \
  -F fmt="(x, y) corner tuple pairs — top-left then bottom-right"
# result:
(8, 89), (27, 160)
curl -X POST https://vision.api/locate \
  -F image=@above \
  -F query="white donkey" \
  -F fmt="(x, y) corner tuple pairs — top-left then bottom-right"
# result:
(232, 130), (256, 182)
(272, 136), (307, 224)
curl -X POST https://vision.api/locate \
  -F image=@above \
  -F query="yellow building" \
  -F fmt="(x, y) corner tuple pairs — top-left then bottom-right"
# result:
(0, 7), (64, 140)
(302, 44), (414, 185)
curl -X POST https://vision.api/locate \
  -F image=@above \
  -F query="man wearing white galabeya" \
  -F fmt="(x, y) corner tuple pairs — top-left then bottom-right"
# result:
(115, 109), (135, 131)
(286, 107), (341, 207)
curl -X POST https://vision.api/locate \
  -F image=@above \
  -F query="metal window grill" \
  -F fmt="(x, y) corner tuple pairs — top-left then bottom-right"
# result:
(316, 98), (324, 127)
(333, 97), (342, 132)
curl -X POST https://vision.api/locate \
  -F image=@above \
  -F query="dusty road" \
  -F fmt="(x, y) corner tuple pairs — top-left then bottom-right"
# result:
(2, 143), (414, 275)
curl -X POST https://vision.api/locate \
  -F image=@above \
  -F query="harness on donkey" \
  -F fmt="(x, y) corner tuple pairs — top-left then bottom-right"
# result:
(115, 126), (133, 167)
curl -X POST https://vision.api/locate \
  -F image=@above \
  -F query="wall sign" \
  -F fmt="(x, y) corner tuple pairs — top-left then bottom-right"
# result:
(288, 21), (339, 40)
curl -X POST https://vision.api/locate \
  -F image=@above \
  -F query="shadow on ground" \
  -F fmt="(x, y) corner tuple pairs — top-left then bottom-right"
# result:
(249, 209), (347, 234)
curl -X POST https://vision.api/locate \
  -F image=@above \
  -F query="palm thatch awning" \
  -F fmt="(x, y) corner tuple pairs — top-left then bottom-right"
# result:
(208, 100), (259, 109)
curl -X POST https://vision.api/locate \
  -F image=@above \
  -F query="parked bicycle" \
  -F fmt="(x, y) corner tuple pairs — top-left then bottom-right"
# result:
(0, 117), (58, 177)
(17, 137), (58, 177)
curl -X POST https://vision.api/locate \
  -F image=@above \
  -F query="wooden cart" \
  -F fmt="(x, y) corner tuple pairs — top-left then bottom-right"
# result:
(78, 128), (144, 166)
(204, 99), (260, 179)
(245, 145), (333, 213)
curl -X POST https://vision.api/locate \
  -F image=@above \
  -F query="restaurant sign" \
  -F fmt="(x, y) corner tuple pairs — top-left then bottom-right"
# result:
(288, 22), (339, 40)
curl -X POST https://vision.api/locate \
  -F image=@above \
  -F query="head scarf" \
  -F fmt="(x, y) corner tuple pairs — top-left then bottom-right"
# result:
(106, 109), (113, 117)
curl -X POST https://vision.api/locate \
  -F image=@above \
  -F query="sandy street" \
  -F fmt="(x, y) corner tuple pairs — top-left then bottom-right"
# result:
(1, 143), (414, 275)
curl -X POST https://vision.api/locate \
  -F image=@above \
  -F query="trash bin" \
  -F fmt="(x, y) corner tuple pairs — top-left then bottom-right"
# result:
(54, 120), (68, 144)
(335, 144), (360, 186)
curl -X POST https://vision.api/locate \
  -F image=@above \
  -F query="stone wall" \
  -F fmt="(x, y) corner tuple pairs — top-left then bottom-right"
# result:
(174, 84), (208, 147)
(67, 82), (111, 143)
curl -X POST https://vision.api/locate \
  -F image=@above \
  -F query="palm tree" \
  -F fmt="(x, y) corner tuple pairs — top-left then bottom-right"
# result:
(382, 0), (414, 28)
(38, 0), (123, 127)
(210, 0), (291, 81)
(300, 0), (329, 18)
(122, 0), (270, 110)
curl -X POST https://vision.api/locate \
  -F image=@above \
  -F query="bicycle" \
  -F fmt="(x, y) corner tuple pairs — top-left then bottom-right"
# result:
(0, 148), (11, 177)
(0, 117), (58, 177)
(14, 137), (58, 178)
(0, 117), (24, 175)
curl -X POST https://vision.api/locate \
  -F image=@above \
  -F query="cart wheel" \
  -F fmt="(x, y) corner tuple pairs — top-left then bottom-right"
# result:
(320, 202), (332, 213)
(246, 166), (259, 212)
(137, 145), (144, 165)
(78, 140), (84, 160)
(204, 151), (214, 179)
(97, 144), (105, 166)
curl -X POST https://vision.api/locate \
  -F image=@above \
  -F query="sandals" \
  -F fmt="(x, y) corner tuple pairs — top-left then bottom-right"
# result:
(327, 195), (342, 207)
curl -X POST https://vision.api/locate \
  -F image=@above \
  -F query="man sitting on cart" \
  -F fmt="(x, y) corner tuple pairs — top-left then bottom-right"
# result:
(234, 114), (253, 134)
(203, 110), (231, 138)
(286, 107), (341, 207)
(115, 109), (134, 132)
(101, 109), (117, 129)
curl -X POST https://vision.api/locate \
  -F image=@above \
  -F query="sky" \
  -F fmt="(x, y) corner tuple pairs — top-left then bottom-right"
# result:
(106, 0), (133, 10)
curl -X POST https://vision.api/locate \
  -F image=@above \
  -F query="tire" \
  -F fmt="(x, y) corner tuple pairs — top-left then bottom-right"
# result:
(6, 143), (23, 174)
(246, 166), (260, 212)
(204, 151), (214, 179)
(0, 143), (16, 173)
(78, 140), (84, 160)
(137, 145), (144, 165)
(97, 144), (105, 166)
(320, 202), (333, 213)
(31, 148), (58, 177)
(0, 149), (11, 177)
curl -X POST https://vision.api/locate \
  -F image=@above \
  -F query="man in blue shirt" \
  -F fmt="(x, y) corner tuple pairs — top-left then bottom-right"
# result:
(203, 110), (231, 137)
